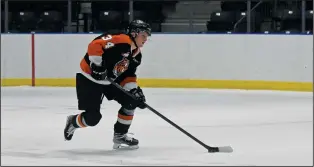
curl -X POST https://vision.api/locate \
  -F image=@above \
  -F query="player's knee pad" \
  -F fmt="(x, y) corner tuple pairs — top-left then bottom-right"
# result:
(119, 97), (138, 110)
(122, 103), (137, 111)
(82, 110), (102, 126)
(113, 91), (139, 110)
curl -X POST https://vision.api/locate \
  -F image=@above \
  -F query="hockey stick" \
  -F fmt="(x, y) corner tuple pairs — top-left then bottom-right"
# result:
(106, 77), (233, 153)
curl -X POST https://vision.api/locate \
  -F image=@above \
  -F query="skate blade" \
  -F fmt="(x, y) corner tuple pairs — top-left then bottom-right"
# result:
(113, 143), (139, 150)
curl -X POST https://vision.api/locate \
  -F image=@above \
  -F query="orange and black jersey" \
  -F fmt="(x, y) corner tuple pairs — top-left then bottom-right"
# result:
(80, 32), (142, 87)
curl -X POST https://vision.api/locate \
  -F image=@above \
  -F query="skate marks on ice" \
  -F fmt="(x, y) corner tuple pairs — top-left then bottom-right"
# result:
(178, 120), (313, 129)
(1, 150), (122, 166)
(1, 87), (312, 166)
(55, 147), (233, 166)
(2, 147), (243, 166)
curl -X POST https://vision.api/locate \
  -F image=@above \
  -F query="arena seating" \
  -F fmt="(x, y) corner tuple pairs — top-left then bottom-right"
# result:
(207, 0), (313, 33)
(0, 0), (312, 33)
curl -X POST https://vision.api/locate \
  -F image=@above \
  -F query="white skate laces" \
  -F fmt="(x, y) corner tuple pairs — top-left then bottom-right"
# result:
(115, 132), (134, 141)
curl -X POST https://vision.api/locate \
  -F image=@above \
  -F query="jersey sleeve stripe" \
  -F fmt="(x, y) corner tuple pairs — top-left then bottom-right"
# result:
(120, 77), (137, 87)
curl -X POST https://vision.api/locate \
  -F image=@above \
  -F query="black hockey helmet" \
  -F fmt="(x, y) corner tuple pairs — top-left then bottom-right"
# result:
(126, 19), (152, 37)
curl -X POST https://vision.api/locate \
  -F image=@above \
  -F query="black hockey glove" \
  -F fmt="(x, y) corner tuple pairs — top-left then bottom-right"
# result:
(129, 87), (146, 109)
(90, 62), (107, 80)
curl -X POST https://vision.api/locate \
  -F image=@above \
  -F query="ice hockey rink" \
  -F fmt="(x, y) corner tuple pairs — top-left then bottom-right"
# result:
(1, 86), (313, 166)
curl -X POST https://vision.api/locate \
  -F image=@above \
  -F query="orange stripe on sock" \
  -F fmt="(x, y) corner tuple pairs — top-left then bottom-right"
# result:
(78, 114), (87, 128)
(118, 113), (133, 120)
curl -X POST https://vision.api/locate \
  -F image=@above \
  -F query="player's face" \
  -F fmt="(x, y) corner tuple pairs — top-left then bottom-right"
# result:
(135, 31), (149, 47)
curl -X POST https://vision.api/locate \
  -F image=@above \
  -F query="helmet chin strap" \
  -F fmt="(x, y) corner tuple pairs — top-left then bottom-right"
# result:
(126, 33), (139, 60)
(128, 33), (139, 49)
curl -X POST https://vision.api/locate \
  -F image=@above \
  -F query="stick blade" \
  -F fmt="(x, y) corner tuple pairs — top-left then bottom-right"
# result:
(208, 146), (233, 153)
(218, 146), (233, 153)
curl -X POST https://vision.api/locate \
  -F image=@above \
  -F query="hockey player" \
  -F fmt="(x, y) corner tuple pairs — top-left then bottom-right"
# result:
(64, 20), (151, 150)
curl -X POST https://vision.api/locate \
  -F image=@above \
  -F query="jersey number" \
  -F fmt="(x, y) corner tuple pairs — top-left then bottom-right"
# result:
(102, 35), (115, 49)
(102, 35), (112, 41)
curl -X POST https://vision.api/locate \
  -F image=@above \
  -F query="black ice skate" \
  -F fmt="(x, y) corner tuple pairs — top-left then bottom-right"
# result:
(113, 133), (139, 150)
(64, 115), (77, 141)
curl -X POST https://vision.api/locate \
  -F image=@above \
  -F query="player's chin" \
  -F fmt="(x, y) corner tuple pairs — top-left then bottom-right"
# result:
(138, 43), (144, 47)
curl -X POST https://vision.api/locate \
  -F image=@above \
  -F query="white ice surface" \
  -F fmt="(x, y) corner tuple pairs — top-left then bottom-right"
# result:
(1, 87), (313, 166)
